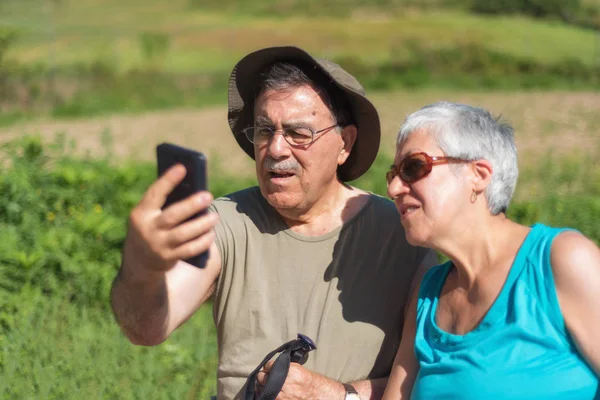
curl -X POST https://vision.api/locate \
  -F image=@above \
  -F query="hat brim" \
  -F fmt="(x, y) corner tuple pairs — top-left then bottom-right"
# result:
(227, 46), (380, 182)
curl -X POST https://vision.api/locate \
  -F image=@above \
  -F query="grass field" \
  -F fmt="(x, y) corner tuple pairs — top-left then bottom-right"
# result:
(1, 291), (218, 399)
(1, 0), (599, 73)
(2, 0), (599, 125)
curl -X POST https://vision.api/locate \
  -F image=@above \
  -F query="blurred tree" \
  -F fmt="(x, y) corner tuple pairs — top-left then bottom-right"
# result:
(138, 32), (171, 70)
(471, 0), (582, 23)
(0, 28), (17, 67)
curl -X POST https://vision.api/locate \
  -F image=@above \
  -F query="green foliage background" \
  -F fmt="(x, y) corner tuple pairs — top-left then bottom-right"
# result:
(1, 0), (599, 124)
(1, 0), (599, 397)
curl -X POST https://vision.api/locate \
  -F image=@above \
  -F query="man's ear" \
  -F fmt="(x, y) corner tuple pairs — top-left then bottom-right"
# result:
(338, 125), (357, 166)
(471, 159), (493, 193)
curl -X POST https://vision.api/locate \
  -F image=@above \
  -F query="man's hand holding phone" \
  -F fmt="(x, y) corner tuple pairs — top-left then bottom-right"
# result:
(124, 143), (218, 278)
(112, 144), (221, 347)
(123, 161), (218, 275)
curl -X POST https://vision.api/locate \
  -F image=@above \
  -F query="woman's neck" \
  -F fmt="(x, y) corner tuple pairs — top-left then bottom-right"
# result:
(432, 215), (530, 289)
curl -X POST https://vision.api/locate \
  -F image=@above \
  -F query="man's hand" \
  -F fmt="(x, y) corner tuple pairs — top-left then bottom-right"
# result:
(124, 163), (219, 274)
(256, 360), (345, 400)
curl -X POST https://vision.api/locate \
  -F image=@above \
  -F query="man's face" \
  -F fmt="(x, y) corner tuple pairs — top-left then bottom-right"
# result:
(253, 84), (351, 214)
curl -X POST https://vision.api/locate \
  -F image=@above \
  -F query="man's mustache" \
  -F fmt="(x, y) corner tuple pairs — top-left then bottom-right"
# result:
(263, 157), (300, 174)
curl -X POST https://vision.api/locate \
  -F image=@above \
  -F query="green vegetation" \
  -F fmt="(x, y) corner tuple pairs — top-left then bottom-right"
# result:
(471, 0), (580, 18)
(1, 289), (218, 399)
(1, 0), (599, 396)
(0, 136), (256, 316)
(1, 0), (599, 123)
(471, 0), (600, 30)
(0, 136), (252, 398)
(2, 4), (597, 70)
(0, 136), (598, 398)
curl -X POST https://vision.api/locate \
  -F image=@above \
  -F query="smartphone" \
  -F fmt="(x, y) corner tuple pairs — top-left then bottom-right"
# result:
(156, 142), (209, 268)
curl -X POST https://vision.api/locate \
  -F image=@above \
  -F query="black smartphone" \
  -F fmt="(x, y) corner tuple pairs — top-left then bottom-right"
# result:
(156, 142), (209, 268)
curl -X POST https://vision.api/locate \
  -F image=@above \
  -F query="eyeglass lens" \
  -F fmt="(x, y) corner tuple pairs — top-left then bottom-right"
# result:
(386, 154), (431, 184)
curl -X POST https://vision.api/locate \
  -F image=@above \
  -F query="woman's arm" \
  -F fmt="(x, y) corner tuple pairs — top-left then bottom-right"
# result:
(382, 283), (421, 400)
(551, 230), (600, 376)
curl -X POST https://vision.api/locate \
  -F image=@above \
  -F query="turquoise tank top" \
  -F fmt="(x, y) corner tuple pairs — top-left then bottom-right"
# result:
(412, 223), (599, 399)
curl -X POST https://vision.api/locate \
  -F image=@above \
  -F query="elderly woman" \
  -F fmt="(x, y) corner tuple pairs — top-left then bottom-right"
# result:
(382, 101), (600, 399)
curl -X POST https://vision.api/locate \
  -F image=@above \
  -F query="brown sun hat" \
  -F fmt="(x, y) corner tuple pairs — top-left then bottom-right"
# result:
(227, 46), (381, 182)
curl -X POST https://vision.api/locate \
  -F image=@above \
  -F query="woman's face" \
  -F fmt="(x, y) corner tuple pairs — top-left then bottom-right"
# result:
(387, 130), (472, 247)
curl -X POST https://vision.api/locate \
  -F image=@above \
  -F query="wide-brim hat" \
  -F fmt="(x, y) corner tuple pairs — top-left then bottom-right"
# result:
(227, 46), (380, 182)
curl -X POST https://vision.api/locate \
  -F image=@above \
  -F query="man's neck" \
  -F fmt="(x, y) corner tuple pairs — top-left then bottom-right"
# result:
(277, 182), (370, 237)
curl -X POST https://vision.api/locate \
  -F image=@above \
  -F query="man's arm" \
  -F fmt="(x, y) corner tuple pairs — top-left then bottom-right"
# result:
(110, 164), (221, 345)
(551, 230), (600, 375)
(110, 243), (221, 345)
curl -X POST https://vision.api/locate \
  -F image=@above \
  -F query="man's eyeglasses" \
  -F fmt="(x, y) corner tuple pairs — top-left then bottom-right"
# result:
(242, 124), (339, 147)
(386, 152), (470, 184)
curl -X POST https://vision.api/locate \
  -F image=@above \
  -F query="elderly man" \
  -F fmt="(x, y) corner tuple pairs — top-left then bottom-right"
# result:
(110, 46), (435, 400)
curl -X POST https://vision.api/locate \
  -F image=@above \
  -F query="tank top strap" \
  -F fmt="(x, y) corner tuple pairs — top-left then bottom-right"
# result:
(520, 223), (575, 338)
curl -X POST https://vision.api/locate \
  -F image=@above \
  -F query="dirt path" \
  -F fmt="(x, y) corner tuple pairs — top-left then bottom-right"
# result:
(0, 106), (256, 172)
(374, 91), (600, 157)
(1, 91), (598, 175)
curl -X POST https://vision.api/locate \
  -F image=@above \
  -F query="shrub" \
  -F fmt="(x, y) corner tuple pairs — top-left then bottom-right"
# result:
(471, 0), (583, 22)
(0, 137), (149, 321)
(0, 136), (257, 330)
(334, 43), (600, 91)
(138, 31), (171, 68)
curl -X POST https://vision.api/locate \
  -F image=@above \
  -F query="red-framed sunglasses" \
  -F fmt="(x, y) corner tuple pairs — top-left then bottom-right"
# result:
(386, 152), (470, 184)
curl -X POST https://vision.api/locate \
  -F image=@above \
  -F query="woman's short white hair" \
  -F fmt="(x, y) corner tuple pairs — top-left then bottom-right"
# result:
(397, 101), (518, 215)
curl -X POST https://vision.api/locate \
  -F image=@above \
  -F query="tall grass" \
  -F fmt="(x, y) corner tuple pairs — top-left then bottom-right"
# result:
(0, 290), (218, 399)
(508, 151), (600, 241)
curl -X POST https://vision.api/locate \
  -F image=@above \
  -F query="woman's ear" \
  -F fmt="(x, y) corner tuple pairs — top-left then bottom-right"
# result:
(338, 125), (358, 166)
(471, 159), (493, 193)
